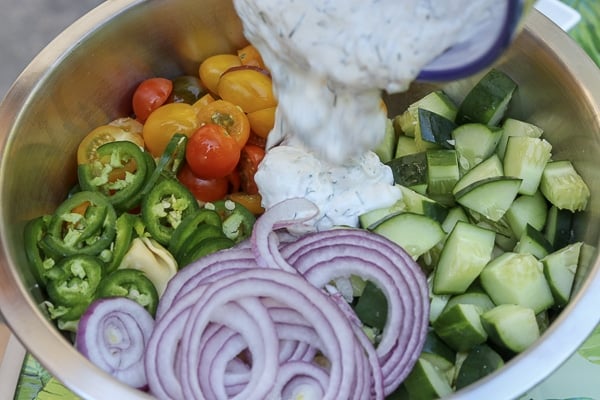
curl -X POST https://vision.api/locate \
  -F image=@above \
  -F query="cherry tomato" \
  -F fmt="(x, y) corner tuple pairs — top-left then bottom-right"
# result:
(108, 117), (144, 136)
(197, 100), (250, 148)
(217, 67), (277, 113)
(199, 54), (242, 94)
(237, 144), (265, 195)
(77, 124), (145, 165)
(246, 106), (275, 138)
(185, 124), (241, 179)
(227, 192), (264, 215)
(237, 44), (267, 70)
(177, 163), (228, 202)
(142, 103), (198, 157)
(132, 77), (173, 123)
(191, 93), (216, 114)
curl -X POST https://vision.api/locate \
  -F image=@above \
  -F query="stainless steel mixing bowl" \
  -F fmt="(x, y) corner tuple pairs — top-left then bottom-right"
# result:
(1, 1), (600, 399)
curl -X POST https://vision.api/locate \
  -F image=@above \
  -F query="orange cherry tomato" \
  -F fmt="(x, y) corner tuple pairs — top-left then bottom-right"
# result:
(237, 144), (265, 195)
(199, 54), (242, 94)
(142, 103), (198, 157)
(132, 77), (173, 123)
(108, 117), (144, 136)
(177, 163), (229, 202)
(196, 100), (251, 148)
(237, 44), (267, 70)
(77, 124), (145, 165)
(246, 106), (276, 138)
(185, 123), (241, 179)
(227, 192), (264, 215)
(217, 67), (277, 113)
(191, 93), (216, 114)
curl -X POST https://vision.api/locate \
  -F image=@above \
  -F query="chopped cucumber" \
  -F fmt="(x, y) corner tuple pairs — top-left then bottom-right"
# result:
(397, 185), (448, 223)
(386, 152), (427, 188)
(455, 177), (522, 222)
(373, 118), (396, 163)
(542, 242), (582, 306)
(540, 160), (590, 212)
(514, 223), (553, 260)
(426, 149), (460, 197)
(433, 221), (495, 295)
(358, 199), (405, 230)
(497, 118), (543, 159)
(422, 329), (457, 364)
(353, 281), (387, 330)
(417, 108), (457, 150)
(452, 123), (503, 171)
(432, 303), (488, 352)
(505, 191), (548, 239)
(481, 304), (540, 353)
(455, 344), (504, 390)
(503, 136), (552, 195)
(395, 134), (420, 158)
(420, 352), (455, 385)
(452, 154), (504, 195)
(397, 90), (458, 137)
(441, 206), (470, 234)
(444, 291), (496, 315)
(544, 205), (574, 250)
(456, 68), (517, 126)
(403, 357), (454, 400)
(480, 252), (554, 313)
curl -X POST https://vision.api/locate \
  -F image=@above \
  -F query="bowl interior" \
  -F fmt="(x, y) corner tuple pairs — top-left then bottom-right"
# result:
(1, 1), (600, 398)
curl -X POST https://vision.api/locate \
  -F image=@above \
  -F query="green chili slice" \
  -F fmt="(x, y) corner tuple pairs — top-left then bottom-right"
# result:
(96, 269), (159, 316)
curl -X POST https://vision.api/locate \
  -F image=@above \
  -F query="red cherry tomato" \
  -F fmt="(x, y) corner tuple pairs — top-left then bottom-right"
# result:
(185, 124), (241, 179)
(132, 77), (173, 123)
(177, 163), (229, 202)
(238, 144), (265, 195)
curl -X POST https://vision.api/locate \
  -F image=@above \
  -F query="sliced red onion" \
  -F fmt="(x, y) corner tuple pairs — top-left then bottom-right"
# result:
(75, 297), (154, 390)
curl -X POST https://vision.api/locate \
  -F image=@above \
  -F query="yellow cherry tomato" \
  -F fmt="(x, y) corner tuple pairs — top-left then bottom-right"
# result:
(191, 93), (216, 114)
(77, 124), (145, 165)
(227, 192), (264, 215)
(142, 103), (198, 157)
(197, 100), (251, 148)
(237, 44), (267, 70)
(199, 54), (242, 94)
(217, 68), (277, 114)
(108, 117), (144, 136)
(246, 106), (276, 138)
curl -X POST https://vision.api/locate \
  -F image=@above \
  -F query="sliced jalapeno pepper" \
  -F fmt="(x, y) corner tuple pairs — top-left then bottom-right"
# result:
(140, 133), (188, 198)
(176, 223), (225, 266)
(23, 215), (56, 286)
(96, 269), (159, 316)
(179, 236), (235, 267)
(205, 199), (256, 243)
(118, 150), (157, 212)
(45, 255), (104, 308)
(78, 140), (148, 211)
(41, 191), (117, 257)
(168, 208), (222, 258)
(105, 212), (136, 274)
(141, 177), (200, 246)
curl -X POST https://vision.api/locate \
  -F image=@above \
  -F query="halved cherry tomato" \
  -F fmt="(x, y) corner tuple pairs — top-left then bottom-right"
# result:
(247, 106), (275, 138)
(217, 67), (277, 113)
(108, 117), (144, 136)
(237, 44), (267, 70)
(177, 163), (229, 202)
(142, 103), (198, 157)
(199, 54), (242, 94)
(227, 192), (264, 215)
(185, 123), (241, 179)
(132, 77), (173, 123)
(237, 144), (265, 195)
(197, 100), (250, 148)
(77, 124), (145, 165)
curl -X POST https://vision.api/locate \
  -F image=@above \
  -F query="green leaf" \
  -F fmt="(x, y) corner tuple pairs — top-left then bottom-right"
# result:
(14, 354), (80, 400)
(577, 324), (600, 364)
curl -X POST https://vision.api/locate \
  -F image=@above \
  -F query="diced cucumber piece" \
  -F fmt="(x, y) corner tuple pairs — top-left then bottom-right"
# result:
(433, 221), (495, 295)
(432, 303), (488, 352)
(481, 304), (540, 353)
(386, 152), (427, 188)
(452, 154), (504, 195)
(480, 252), (554, 313)
(373, 118), (396, 163)
(395, 135), (420, 158)
(397, 90), (458, 137)
(426, 149), (460, 196)
(452, 123), (503, 171)
(573, 243), (597, 296)
(358, 199), (406, 230)
(403, 357), (453, 400)
(542, 242), (582, 306)
(505, 191), (548, 239)
(353, 281), (387, 330)
(422, 329), (457, 364)
(372, 212), (445, 258)
(444, 291), (496, 315)
(397, 185), (449, 223)
(456, 68), (518, 126)
(455, 344), (504, 390)
(417, 108), (457, 150)
(544, 205), (574, 250)
(503, 136), (552, 195)
(514, 224), (553, 260)
(497, 118), (543, 159)
(540, 160), (590, 212)
(455, 177), (522, 222)
(420, 352), (455, 385)
(441, 206), (470, 234)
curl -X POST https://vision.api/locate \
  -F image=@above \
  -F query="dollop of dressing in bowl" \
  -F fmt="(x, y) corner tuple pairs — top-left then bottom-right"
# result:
(233, 0), (498, 229)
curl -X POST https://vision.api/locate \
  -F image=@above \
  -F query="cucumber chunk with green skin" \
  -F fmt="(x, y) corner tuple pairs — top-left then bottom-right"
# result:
(452, 153), (504, 195)
(514, 223), (554, 260)
(420, 352), (455, 386)
(358, 199), (406, 230)
(497, 117), (544, 159)
(372, 212), (445, 258)
(397, 185), (448, 223)
(432, 303), (488, 352)
(480, 252), (554, 313)
(505, 191), (548, 239)
(397, 90), (458, 137)
(422, 329), (457, 364)
(394, 135), (420, 158)
(426, 149), (460, 196)
(455, 177), (522, 222)
(456, 68), (518, 126)
(452, 123), (503, 172)
(433, 221), (495, 295)
(417, 108), (457, 150)
(386, 152), (427, 188)
(444, 290), (496, 315)
(544, 205), (574, 250)
(542, 242), (582, 306)
(455, 344), (505, 390)
(352, 281), (387, 330)
(428, 273), (451, 324)
(374, 118), (396, 163)
(540, 160), (590, 212)
(441, 205), (470, 234)
(481, 304), (540, 353)
(403, 357), (454, 400)
(503, 136), (553, 195)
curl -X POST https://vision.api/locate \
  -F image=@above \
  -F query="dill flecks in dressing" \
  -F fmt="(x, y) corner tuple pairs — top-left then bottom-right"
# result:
(233, 0), (498, 229)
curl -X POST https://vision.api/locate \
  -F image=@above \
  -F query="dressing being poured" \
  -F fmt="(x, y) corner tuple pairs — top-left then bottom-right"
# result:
(233, 0), (508, 229)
